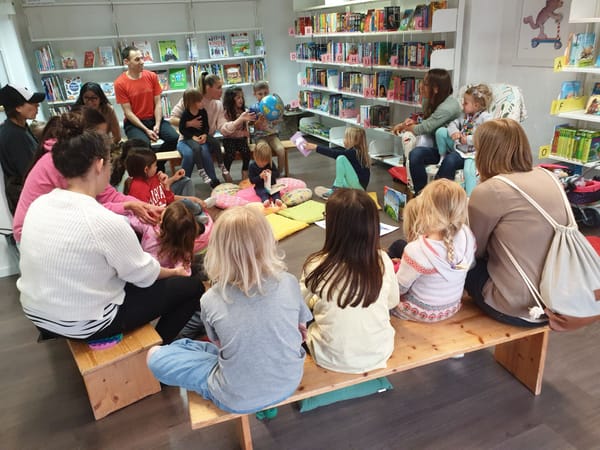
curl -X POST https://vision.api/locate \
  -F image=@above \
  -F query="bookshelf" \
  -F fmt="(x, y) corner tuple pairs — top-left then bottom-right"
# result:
(545, 0), (600, 168)
(291, 0), (464, 167)
(20, 0), (267, 118)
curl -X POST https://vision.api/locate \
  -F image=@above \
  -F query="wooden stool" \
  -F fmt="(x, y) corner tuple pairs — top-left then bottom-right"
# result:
(280, 140), (295, 177)
(156, 150), (182, 174)
(67, 324), (162, 420)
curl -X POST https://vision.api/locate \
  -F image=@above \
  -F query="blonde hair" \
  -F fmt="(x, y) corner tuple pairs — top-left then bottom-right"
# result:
(254, 141), (272, 164)
(343, 127), (370, 168)
(474, 118), (532, 182)
(465, 83), (493, 111)
(183, 88), (203, 111)
(414, 179), (468, 265)
(402, 197), (421, 242)
(204, 205), (286, 298)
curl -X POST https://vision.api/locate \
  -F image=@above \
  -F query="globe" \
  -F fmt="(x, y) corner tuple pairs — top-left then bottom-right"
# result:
(259, 94), (284, 121)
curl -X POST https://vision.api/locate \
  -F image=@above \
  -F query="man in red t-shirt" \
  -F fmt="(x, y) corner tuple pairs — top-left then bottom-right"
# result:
(114, 46), (178, 159)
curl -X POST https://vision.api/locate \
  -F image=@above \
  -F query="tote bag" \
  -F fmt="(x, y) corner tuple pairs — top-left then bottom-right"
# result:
(495, 172), (600, 318)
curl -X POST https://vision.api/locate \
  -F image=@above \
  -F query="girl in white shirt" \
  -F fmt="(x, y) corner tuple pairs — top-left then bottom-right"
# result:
(300, 188), (399, 374)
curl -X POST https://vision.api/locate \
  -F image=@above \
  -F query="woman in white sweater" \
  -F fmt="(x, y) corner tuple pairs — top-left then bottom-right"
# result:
(17, 115), (202, 343)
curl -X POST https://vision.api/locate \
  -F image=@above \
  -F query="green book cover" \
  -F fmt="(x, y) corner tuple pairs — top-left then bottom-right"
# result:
(158, 40), (179, 62)
(168, 68), (187, 90)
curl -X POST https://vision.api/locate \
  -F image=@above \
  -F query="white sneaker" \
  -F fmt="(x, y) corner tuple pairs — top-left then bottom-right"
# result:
(198, 169), (211, 184)
(221, 166), (233, 183)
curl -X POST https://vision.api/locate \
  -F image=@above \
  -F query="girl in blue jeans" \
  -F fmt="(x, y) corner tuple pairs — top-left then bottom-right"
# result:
(392, 69), (461, 195)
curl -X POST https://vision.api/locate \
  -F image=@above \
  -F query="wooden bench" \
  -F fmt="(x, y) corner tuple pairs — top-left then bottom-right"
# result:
(188, 301), (549, 449)
(156, 150), (182, 174)
(67, 324), (162, 420)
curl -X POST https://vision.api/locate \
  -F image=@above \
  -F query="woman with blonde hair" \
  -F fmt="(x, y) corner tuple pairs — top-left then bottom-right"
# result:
(467, 118), (600, 330)
(148, 205), (311, 413)
(389, 179), (476, 322)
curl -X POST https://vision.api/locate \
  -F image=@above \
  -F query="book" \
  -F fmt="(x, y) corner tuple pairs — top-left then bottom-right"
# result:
(98, 46), (115, 66)
(133, 40), (154, 62)
(592, 82), (600, 95)
(383, 185), (407, 222)
(64, 76), (82, 100)
(290, 131), (311, 156)
(100, 81), (114, 97)
(254, 31), (265, 56)
(155, 70), (169, 90)
(168, 68), (187, 90)
(208, 34), (229, 58)
(60, 51), (78, 69)
(186, 37), (200, 60)
(568, 32), (596, 67)
(230, 32), (250, 57)
(158, 40), (179, 62)
(399, 9), (414, 31)
(264, 170), (285, 195)
(224, 63), (242, 84)
(83, 50), (95, 68)
(384, 6), (400, 30)
(559, 80), (581, 99)
(585, 95), (600, 115)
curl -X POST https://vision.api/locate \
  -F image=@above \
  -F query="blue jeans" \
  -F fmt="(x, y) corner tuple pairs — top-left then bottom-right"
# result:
(408, 146), (440, 194)
(436, 151), (464, 182)
(177, 141), (195, 177)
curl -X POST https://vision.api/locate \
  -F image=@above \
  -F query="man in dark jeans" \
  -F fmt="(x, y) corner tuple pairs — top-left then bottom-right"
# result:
(114, 46), (178, 168)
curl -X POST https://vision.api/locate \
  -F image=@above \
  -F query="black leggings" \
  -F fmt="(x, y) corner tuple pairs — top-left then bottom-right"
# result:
(89, 276), (204, 344)
(222, 137), (251, 171)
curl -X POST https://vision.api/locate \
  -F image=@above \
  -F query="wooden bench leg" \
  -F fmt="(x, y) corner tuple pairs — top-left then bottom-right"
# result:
(494, 330), (548, 395)
(236, 415), (253, 450)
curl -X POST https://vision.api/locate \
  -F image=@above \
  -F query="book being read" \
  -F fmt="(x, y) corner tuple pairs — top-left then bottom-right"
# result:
(265, 170), (285, 195)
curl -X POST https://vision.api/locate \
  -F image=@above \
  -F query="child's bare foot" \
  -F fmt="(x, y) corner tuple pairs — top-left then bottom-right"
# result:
(275, 199), (283, 207)
(263, 200), (271, 208)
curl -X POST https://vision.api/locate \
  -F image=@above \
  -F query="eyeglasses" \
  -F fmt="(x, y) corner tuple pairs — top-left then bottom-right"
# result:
(83, 96), (100, 101)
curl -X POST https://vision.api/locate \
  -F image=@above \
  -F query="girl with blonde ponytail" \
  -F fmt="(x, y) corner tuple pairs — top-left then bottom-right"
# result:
(388, 179), (476, 322)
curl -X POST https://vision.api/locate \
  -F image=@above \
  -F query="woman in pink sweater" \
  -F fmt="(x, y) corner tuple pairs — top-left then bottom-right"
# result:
(13, 109), (161, 242)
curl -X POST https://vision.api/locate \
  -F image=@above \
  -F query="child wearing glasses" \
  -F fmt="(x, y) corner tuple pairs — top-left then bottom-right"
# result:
(75, 82), (121, 144)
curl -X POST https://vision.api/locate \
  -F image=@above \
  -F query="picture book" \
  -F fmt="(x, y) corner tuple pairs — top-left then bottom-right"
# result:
(224, 64), (242, 84)
(168, 68), (187, 90)
(98, 46), (115, 66)
(60, 51), (78, 69)
(231, 33), (250, 57)
(568, 32), (596, 67)
(133, 40), (154, 62)
(585, 95), (600, 115)
(83, 50), (95, 68)
(64, 76), (82, 100)
(592, 82), (600, 95)
(383, 185), (407, 222)
(384, 6), (400, 30)
(186, 37), (200, 60)
(158, 40), (179, 62)
(155, 70), (169, 90)
(254, 31), (265, 56)
(208, 34), (229, 59)
(100, 81), (114, 97)
(559, 80), (582, 99)
(399, 9), (414, 31)
(265, 170), (285, 195)
(290, 131), (311, 156)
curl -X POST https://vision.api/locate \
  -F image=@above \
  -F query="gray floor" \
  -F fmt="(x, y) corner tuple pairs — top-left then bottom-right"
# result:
(3, 150), (600, 450)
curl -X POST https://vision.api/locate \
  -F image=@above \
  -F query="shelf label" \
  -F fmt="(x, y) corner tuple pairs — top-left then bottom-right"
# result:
(290, 52), (297, 61)
(304, 26), (313, 35)
(300, 77), (307, 86)
(538, 145), (551, 159)
(335, 53), (343, 62)
(320, 53), (332, 62)
(290, 99), (300, 109)
(553, 56), (566, 72)
(362, 56), (372, 66)
(390, 56), (398, 66)
(387, 90), (397, 101)
(550, 96), (586, 114)
(347, 54), (359, 64)
(288, 27), (296, 36)
(363, 87), (376, 98)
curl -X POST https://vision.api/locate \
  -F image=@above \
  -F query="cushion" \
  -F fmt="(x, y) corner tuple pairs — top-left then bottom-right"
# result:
(277, 177), (307, 192)
(277, 200), (325, 223)
(214, 193), (249, 209)
(236, 186), (262, 203)
(298, 377), (393, 413)
(265, 213), (309, 240)
(282, 188), (312, 206)
(211, 183), (240, 197)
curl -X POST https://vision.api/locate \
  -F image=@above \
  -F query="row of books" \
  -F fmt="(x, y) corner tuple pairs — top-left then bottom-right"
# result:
(358, 104), (390, 128)
(42, 74), (116, 103)
(299, 91), (358, 119)
(296, 40), (444, 68)
(189, 60), (267, 87)
(299, 121), (331, 139)
(551, 125), (600, 163)
(294, 2), (447, 34)
(202, 32), (265, 59)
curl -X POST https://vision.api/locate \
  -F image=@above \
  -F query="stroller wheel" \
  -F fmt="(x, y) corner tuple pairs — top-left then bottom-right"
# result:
(581, 207), (600, 228)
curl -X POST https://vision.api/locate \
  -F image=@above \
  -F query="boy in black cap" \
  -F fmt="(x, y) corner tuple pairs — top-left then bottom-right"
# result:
(0, 83), (45, 214)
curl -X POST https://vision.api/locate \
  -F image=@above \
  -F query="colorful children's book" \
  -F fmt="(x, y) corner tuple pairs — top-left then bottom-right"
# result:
(254, 31), (265, 56)
(168, 68), (187, 90)
(290, 131), (311, 156)
(224, 64), (242, 84)
(60, 51), (78, 69)
(155, 70), (169, 90)
(158, 40), (179, 62)
(98, 46), (115, 66)
(208, 34), (229, 59)
(383, 185), (407, 222)
(592, 82), (600, 95)
(384, 6), (400, 30)
(100, 81), (114, 97)
(399, 9), (414, 31)
(231, 33), (250, 57)
(585, 95), (600, 115)
(265, 170), (285, 195)
(64, 77), (82, 100)
(186, 37), (200, 60)
(133, 40), (154, 62)
(83, 51), (95, 68)
(568, 32), (596, 67)
(559, 80), (582, 99)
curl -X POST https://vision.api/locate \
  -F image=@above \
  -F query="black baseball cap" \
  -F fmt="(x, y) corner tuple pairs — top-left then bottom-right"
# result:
(0, 84), (46, 109)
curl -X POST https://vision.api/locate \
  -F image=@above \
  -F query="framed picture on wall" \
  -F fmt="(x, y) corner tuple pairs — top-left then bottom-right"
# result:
(513, 0), (572, 67)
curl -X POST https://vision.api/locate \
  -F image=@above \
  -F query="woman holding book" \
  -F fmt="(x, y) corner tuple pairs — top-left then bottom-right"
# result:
(75, 82), (121, 144)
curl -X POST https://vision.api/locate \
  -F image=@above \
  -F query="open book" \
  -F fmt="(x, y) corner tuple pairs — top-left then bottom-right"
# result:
(290, 131), (311, 156)
(265, 170), (285, 195)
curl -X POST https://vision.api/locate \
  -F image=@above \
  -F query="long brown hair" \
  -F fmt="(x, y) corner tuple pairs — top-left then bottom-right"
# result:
(303, 189), (383, 308)
(158, 201), (198, 269)
(474, 118), (532, 182)
(423, 68), (453, 119)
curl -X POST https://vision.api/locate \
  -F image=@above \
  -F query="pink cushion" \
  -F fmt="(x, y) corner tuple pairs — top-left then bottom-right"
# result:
(236, 186), (262, 202)
(215, 178), (308, 208)
(214, 193), (249, 209)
